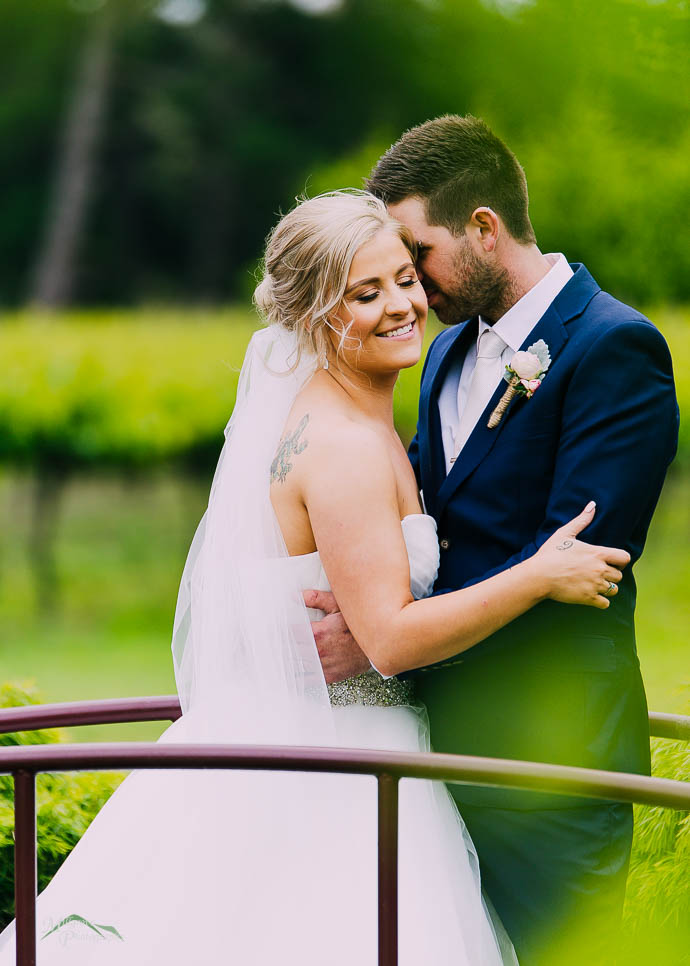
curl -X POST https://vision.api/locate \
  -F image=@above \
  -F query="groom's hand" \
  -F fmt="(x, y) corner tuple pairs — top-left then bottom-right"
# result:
(303, 590), (371, 684)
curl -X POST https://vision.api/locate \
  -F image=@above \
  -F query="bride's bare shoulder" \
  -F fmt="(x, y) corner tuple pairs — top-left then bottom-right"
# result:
(269, 376), (396, 555)
(273, 377), (392, 490)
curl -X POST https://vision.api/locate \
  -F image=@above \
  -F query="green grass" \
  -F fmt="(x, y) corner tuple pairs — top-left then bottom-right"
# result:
(634, 471), (690, 714)
(0, 471), (201, 741)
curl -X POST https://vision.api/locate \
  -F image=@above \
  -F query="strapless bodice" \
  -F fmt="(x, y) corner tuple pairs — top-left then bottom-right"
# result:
(288, 514), (440, 707)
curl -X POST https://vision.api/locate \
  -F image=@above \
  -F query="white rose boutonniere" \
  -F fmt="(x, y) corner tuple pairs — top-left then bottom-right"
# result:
(488, 339), (552, 429)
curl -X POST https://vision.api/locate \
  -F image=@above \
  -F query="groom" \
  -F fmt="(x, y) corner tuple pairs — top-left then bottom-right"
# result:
(307, 115), (679, 964)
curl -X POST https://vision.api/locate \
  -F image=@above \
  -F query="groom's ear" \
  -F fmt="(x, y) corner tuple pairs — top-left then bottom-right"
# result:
(468, 207), (501, 253)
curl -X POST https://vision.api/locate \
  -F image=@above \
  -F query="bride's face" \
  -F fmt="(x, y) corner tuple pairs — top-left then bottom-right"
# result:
(330, 229), (427, 377)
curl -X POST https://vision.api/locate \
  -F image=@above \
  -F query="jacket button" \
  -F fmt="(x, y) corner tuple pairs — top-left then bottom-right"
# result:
(439, 538), (450, 551)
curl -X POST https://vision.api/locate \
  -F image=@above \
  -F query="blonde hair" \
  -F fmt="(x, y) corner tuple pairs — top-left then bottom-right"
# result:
(254, 190), (416, 367)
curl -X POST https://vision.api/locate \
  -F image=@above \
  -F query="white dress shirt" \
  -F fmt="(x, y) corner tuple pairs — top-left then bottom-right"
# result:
(439, 253), (574, 474)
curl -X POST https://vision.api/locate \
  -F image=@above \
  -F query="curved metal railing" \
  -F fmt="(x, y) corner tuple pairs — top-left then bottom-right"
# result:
(1, 695), (688, 741)
(0, 695), (182, 734)
(1, 698), (689, 966)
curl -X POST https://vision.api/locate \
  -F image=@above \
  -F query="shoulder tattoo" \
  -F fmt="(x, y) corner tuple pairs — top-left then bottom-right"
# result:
(270, 414), (310, 484)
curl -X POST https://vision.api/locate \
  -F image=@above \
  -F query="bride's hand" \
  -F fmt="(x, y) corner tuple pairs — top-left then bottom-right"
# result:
(533, 502), (631, 609)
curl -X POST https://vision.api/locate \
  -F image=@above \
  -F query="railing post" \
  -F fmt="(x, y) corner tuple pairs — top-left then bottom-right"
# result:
(377, 772), (399, 966)
(14, 769), (37, 966)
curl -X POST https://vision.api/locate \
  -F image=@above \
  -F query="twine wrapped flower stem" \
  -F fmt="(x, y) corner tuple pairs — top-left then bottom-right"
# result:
(488, 377), (520, 428)
(487, 339), (552, 430)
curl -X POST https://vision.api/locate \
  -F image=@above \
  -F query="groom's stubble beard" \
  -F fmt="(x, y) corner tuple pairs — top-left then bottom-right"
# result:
(434, 236), (516, 326)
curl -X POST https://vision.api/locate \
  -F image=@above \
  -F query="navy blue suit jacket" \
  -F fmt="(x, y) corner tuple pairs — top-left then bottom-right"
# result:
(408, 264), (679, 809)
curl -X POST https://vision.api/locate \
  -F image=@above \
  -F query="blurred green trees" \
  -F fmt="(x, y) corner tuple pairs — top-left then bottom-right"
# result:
(0, 0), (688, 307)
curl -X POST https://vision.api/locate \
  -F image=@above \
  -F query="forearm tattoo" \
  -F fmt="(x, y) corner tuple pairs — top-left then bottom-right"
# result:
(556, 539), (574, 551)
(270, 414), (310, 484)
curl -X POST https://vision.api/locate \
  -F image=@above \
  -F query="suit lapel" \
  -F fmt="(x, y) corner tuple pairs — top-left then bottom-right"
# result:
(436, 300), (570, 518)
(419, 319), (478, 513)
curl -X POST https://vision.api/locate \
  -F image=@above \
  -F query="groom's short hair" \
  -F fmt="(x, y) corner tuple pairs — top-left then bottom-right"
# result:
(367, 115), (536, 245)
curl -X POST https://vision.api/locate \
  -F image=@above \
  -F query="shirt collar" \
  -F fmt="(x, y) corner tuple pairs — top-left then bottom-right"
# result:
(477, 253), (574, 352)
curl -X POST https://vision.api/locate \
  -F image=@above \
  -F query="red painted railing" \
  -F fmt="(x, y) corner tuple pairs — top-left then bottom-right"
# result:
(1, 698), (689, 966)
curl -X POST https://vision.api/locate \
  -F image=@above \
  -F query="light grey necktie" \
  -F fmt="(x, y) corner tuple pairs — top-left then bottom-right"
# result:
(452, 328), (506, 463)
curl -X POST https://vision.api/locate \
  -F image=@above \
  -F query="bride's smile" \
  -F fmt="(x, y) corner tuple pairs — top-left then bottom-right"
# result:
(329, 228), (427, 379)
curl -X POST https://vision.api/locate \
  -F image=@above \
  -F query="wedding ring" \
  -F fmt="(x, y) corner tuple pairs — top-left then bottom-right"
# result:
(605, 581), (617, 597)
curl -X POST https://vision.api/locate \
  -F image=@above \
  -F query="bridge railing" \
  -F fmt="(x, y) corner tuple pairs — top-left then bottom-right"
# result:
(2, 696), (688, 741)
(1, 697), (689, 966)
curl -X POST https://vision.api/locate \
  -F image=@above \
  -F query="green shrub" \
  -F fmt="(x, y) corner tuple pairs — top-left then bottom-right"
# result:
(0, 683), (123, 931)
(0, 306), (688, 469)
(0, 308), (433, 469)
(0, 309), (256, 472)
(520, 109), (690, 307)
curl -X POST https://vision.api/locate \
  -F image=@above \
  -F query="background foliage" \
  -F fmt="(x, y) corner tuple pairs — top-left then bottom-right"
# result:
(0, 309), (254, 471)
(1, 307), (688, 471)
(0, 0), (688, 306)
(0, 0), (688, 959)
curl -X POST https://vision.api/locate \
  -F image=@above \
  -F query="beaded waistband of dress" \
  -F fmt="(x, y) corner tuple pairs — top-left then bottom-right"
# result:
(327, 669), (414, 708)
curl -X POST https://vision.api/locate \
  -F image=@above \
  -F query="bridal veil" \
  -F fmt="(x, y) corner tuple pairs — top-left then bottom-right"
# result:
(171, 325), (336, 744)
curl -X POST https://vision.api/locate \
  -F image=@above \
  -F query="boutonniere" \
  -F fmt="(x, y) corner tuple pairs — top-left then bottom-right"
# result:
(488, 339), (552, 429)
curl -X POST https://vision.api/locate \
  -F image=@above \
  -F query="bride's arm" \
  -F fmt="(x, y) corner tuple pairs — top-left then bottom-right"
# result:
(302, 425), (629, 678)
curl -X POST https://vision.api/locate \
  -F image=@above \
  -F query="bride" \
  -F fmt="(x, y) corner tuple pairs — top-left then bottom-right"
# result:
(0, 191), (628, 964)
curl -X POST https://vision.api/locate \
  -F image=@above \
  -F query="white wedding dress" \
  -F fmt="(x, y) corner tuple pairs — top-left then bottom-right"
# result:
(1, 327), (517, 963)
(0, 514), (515, 965)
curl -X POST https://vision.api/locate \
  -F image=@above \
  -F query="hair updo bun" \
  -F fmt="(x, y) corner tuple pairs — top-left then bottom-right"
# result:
(253, 273), (277, 323)
(253, 190), (416, 368)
